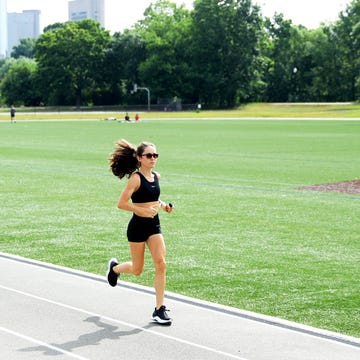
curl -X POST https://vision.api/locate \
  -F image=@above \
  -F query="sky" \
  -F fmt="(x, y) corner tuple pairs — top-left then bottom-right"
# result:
(6, 0), (350, 34)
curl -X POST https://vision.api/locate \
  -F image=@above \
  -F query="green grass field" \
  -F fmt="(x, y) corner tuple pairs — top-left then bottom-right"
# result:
(1, 102), (360, 120)
(0, 115), (359, 337)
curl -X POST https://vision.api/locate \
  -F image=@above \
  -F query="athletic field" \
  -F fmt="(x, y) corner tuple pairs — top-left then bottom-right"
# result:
(0, 112), (359, 337)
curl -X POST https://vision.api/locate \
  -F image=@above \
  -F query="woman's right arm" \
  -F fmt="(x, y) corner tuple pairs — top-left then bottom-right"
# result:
(118, 173), (140, 213)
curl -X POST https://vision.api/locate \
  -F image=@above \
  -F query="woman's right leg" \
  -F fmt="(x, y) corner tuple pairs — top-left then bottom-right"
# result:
(113, 242), (145, 276)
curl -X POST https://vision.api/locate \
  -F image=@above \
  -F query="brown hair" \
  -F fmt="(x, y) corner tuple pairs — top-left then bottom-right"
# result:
(109, 139), (155, 179)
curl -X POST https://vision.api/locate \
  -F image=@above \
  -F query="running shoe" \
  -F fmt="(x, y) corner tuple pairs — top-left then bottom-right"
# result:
(106, 258), (119, 287)
(152, 305), (172, 325)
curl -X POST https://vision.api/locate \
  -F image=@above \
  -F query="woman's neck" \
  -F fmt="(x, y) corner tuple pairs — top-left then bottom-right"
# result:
(139, 168), (152, 177)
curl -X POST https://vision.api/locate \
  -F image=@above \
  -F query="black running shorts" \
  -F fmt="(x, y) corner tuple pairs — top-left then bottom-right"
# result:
(127, 214), (162, 243)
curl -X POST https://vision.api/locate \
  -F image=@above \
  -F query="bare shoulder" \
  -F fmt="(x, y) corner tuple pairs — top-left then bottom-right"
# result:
(154, 171), (161, 180)
(126, 172), (141, 190)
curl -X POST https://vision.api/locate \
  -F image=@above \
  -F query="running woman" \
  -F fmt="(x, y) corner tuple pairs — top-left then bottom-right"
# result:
(107, 139), (173, 325)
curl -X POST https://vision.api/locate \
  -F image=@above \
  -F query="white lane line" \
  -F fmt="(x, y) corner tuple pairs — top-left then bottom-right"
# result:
(0, 326), (90, 360)
(0, 284), (247, 360)
(1, 253), (359, 349)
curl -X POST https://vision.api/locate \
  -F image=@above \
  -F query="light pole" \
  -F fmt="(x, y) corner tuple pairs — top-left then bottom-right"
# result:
(292, 67), (298, 102)
(132, 84), (151, 111)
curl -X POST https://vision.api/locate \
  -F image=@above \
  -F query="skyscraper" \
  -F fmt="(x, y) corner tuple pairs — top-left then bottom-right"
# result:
(7, 10), (41, 56)
(0, 0), (7, 58)
(69, 0), (105, 28)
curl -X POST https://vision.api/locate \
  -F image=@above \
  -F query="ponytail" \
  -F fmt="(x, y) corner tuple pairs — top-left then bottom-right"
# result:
(109, 139), (139, 179)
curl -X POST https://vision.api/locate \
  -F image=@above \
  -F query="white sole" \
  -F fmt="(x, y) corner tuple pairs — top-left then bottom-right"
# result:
(152, 316), (172, 325)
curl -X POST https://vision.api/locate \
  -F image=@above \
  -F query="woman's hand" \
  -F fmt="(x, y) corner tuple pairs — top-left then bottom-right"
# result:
(159, 200), (173, 213)
(135, 205), (159, 218)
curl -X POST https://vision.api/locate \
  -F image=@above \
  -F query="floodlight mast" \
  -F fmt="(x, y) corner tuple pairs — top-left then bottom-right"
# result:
(132, 83), (151, 111)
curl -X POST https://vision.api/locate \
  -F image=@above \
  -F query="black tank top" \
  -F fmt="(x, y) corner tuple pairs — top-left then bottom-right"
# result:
(131, 172), (160, 203)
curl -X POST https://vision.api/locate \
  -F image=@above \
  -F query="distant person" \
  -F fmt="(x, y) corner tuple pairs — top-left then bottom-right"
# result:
(124, 112), (130, 122)
(135, 113), (140, 122)
(107, 139), (174, 325)
(10, 105), (16, 123)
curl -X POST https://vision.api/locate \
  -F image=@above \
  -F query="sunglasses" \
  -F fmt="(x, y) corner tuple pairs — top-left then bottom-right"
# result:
(141, 153), (159, 159)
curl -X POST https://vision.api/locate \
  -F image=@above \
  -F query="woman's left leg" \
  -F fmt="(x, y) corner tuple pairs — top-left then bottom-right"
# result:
(146, 233), (166, 309)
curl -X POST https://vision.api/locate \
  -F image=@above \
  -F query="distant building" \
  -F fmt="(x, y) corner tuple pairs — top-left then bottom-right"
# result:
(68, 0), (105, 27)
(7, 10), (41, 56)
(0, 0), (7, 58)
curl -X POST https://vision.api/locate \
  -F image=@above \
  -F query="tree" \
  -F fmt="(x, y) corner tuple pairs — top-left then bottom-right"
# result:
(0, 58), (16, 105)
(0, 58), (16, 79)
(35, 19), (111, 106)
(0, 58), (40, 106)
(43, 22), (66, 33)
(262, 14), (296, 102)
(136, 0), (194, 104)
(191, 0), (263, 107)
(11, 38), (37, 59)
(306, 26), (342, 101)
(103, 29), (146, 105)
(335, 0), (360, 100)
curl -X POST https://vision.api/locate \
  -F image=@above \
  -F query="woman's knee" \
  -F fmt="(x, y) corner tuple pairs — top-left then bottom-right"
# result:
(132, 265), (144, 276)
(154, 258), (166, 273)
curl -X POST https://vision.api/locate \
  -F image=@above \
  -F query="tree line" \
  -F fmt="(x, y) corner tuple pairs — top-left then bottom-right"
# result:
(1, 0), (359, 109)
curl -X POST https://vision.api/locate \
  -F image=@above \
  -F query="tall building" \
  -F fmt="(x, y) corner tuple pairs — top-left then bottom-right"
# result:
(69, 0), (105, 27)
(7, 10), (41, 56)
(0, 0), (7, 58)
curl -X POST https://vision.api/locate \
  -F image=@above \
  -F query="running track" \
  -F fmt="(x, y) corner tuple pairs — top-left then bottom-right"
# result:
(0, 253), (359, 360)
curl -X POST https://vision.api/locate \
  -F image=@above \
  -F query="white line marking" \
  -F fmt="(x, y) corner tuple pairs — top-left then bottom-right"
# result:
(0, 326), (90, 360)
(2, 253), (358, 349)
(0, 284), (247, 360)
(56, 281), (360, 349)
(2, 252), (250, 324)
